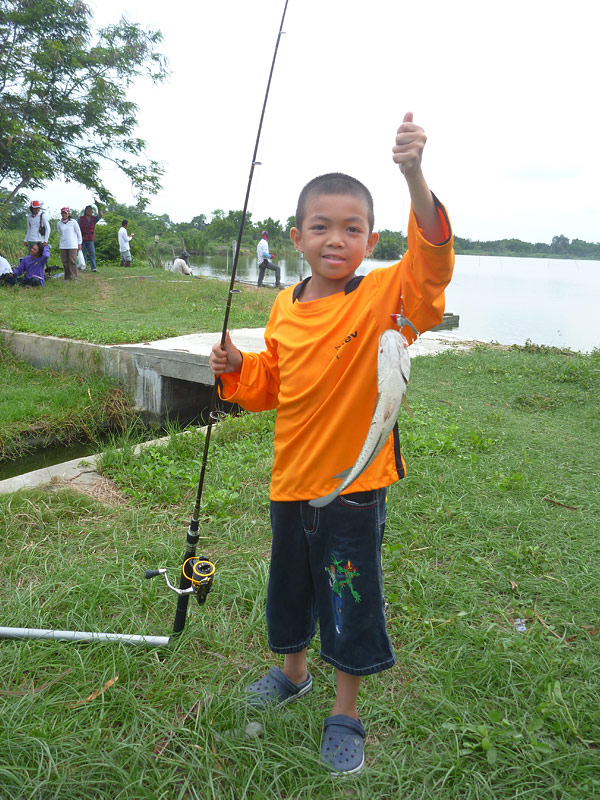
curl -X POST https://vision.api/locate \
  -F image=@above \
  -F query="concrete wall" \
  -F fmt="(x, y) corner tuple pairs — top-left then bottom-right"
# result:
(1, 329), (216, 423)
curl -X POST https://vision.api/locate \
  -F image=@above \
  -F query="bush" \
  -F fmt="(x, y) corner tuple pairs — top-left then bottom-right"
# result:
(94, 212), (146, 261)
(0, 229), (25, 264)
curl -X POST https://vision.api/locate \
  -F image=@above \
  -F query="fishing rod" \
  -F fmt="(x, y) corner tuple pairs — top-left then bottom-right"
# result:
(0, 1), (290, 648)
(145, 0), (291, 637)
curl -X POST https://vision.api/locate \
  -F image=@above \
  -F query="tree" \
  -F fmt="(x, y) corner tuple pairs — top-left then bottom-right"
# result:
(256, 216), (283, 239)
(206, 209), (254, 244)
(551, 235), (570, 255)
(372, 230), (404, 260)
(0, 0), (168, 214)
(190, 214), (207, 230)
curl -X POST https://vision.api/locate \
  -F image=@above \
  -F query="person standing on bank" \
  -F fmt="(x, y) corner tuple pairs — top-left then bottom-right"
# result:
(79, 204), (103, 272)
(24, 200), (50, 252)
(57, 207), (82, 281)
(118, 219), (134, 266)
(256, 230), (281, 288)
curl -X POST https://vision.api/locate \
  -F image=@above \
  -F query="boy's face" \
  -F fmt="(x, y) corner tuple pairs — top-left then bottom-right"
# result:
(290, 193), (378, 291)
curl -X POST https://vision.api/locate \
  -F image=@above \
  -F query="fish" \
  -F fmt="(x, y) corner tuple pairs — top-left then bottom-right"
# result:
(309, 315), (416, 508)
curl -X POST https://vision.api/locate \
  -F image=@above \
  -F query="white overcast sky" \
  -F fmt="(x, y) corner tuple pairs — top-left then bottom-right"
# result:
(42, 0), (598, 244)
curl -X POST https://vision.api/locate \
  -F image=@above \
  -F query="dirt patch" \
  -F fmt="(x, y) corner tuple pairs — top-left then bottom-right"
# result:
(51, 473), (130, 506)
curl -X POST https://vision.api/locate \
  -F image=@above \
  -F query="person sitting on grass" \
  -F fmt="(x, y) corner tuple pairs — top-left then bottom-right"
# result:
(209, 113), (454, 776)
(0, 253), (15, 286)
(11, 242), (50, 287)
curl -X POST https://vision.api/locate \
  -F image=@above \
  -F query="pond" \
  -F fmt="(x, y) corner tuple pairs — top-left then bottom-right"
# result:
(188, 253), (600, 353)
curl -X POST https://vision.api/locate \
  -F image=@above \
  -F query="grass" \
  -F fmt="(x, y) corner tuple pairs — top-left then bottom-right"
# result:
(0, 263), (277, 344)
(0, 344), (599, 798)
(0, 342), (137, 461)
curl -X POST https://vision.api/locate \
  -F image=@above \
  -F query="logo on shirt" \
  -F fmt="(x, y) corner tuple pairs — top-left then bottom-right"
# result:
(334, 331), (357, 359)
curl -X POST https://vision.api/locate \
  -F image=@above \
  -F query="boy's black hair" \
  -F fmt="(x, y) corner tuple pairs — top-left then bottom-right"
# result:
(121, 219), (128, 226)
(295, 172), (375, 233)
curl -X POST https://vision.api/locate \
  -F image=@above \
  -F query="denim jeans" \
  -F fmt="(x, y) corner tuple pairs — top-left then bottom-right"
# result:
(81, 240), (97, 270)
(266, 488), (395, 676)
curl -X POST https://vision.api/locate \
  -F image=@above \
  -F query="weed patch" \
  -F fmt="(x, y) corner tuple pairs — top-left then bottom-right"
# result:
(0, 342), (138, 460)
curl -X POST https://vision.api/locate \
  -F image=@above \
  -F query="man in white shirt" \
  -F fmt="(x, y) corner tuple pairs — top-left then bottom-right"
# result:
(118, 219), (134, 266)
(256, 230), (281, 288)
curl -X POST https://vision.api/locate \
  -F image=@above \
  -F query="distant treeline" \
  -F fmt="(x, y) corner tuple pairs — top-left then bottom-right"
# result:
(2, 196), (598, 262)
(453, 234), (600, 260)
(373, 230), (600, 261)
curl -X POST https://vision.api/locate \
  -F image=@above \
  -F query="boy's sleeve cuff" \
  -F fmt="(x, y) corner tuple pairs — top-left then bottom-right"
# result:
(217, 371), (242, 401)
(410, 193), (453, 249)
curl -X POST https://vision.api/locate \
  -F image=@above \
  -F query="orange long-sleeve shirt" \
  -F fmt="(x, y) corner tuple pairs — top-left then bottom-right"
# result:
(220, 201), (454, 501)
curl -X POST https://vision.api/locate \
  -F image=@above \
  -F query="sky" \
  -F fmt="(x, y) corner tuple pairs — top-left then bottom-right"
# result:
(40, 0), (599, 244)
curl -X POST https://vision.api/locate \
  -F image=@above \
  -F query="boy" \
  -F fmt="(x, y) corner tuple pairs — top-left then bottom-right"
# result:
(209, 113), (454, 775)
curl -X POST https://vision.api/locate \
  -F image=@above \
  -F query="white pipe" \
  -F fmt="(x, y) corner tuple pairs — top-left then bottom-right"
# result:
(0, 627), (171, 646)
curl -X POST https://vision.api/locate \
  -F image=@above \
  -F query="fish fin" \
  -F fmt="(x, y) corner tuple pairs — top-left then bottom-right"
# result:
(332, 467), (352, 481)
(402, 395), (414, 417)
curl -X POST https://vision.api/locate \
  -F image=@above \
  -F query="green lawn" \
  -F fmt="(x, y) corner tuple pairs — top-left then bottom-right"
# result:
(0, 263), (276, 344)
(0, 344), (599, 799)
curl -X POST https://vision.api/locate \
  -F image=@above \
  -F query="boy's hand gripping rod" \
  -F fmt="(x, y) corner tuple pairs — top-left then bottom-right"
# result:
(146, 0), (290, 635)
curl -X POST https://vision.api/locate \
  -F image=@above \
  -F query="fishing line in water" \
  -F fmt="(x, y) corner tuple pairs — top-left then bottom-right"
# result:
(145, 0), (292, 637)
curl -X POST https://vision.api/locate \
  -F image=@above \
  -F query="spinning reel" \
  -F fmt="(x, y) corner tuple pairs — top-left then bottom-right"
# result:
(145, 556), (215, 607)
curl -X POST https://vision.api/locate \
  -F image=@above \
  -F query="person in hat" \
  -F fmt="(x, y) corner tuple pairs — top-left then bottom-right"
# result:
(24, 200), (51, 252)
(256, 230), (281, 288)
(78, 203), (103, 272)
(57, 207), (82, 281)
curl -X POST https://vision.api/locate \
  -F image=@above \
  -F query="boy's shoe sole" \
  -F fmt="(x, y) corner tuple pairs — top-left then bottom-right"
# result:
(246, 666), (312, 710)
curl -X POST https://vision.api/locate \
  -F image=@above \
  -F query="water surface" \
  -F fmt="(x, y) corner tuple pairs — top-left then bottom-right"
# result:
(189, 253), (599, 352)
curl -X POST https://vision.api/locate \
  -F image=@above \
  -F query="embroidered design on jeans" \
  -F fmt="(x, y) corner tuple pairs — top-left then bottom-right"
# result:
(326, 555), (361, 634)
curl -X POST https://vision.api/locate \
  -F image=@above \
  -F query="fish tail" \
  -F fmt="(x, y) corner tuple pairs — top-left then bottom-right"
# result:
(309, 489), (341, 508)
(309, 467), (353, 507)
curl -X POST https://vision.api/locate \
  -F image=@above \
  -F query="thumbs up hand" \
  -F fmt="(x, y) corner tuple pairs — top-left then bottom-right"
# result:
(392, 111), (427, 176)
